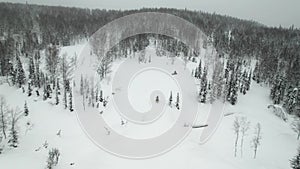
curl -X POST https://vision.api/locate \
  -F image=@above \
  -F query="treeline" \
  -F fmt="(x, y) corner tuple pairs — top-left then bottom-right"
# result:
(0, 2), (299, 116)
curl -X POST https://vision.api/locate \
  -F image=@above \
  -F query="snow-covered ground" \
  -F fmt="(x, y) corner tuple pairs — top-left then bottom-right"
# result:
(0, 43), (298, 169)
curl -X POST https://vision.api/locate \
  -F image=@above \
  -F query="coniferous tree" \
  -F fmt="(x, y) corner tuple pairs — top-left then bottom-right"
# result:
(228, 69), (238, 105)
(211, 60), (224, 103)
(46, 84), (52, 99)
(28, 55), (35, 82)
(90, 80), (94, 107)
(55, 86), (59, 105)
(15, 55), (25, 88)
(95, 86), (99, 103)
(85, 78), (90, 100)
(194, 68), (198, 78)
(240, 70), (247, 94)
(169, 91), (173, 106)
(69, 87), (73, 112)
(24, 101), (29, 116)
(8, 108), (22, 148)
(10, 66), (17, 86)
(99, 90), (103, 102)
(63, 86), (67, 109)
(27, 81), (32, 97)
(231, 81), (238, 105)
(43, 84), (47, 101)
(291, 148), (300, 169)
(246, 70), (252, 91)
(34, 51), (41, 88)
(253, 62), (260, 83)
(176, 92), (180, 109)
(155, 96), (159, 103)
(197, 60), (202, 79)
(270, 75), (284, 104)
(40, 72), (45, 88)
(199, 67), (208, 103)
(56, 78), (60, 92)
(80, 75), (84, 95)
(284, 85), (295, 114)
(45, 44), (59, 86)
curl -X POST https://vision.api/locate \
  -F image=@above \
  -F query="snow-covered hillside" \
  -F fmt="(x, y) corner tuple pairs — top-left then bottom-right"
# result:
(0, 43), (298, 169)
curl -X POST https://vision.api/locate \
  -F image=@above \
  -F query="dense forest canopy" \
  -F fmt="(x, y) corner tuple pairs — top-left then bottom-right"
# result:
(0, 2), (299, 116)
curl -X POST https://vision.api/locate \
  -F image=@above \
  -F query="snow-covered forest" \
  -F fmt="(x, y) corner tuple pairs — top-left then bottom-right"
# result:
(0, 2), (299, 169)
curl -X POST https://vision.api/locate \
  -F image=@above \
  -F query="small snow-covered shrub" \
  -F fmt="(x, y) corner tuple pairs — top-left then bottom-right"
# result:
(46, 148), (60, 169)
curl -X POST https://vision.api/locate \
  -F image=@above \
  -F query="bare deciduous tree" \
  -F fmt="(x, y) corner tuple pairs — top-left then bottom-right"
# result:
(292, 118), (300, 140)
(252, 123), (262, 159)
(0, 96), (8, 140)
(240, 117), (250, 157)
(97, 56), (112, 80)
(233, 116), (241, 157)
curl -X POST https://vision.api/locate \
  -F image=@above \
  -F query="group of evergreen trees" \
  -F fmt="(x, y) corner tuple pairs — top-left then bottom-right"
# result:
(0, 3), (298, 111)
(0, 3), (299, 166)
(193, 57), (252, 105)
(79, 75), (105, 110)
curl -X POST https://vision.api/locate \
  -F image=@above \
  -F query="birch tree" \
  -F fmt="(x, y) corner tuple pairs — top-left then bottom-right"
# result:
(240, 117), (250, 157)
(252, 123), (262, 159)
(233, 116), (241, 157)
(0, 96), (8, 140)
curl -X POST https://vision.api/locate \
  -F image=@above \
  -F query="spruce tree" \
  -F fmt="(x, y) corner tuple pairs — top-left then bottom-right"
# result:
(69, 87), (73, 112)
(95, 86), (99, 103)
(246, 70), (252, 91)
(284, 85), (294, 113)
(211, 60), (224, 103)
(169, 91), (172, 106)
(90, 81), (94, 107)
(270, 75), (283, 104)
(194, 68), (198, 78)
(197, 60), (202, 79)
(15, 55), (25, 88)
(229, 70), (238, 105)
(8, 108), (21, 148)
(199, 67), (208, 103)
(80, 75), (84, 95)
(34, 51), (41, 88)
(176, 92), (180, 109)
(55, 87), (59, 105)
(43, 84), (47, 101)
(28, 55), (35, 82)
(8, 125), (18, 148)
(99, 90), (103, 102)
(155, 96), (159, 103)
(56, 78), (60, 93)
(24, 101), (29, 116)
(253, 62), (260, 83)
(45, 44), (59, 87)
(63, 87), (67, 109)
(291, 148), (300, 169)
(240, 70), (247, 94)
(27, 82), (32, 97)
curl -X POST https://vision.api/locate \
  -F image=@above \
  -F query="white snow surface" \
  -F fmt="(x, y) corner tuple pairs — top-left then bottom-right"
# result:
(0, 43), (298, 169)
